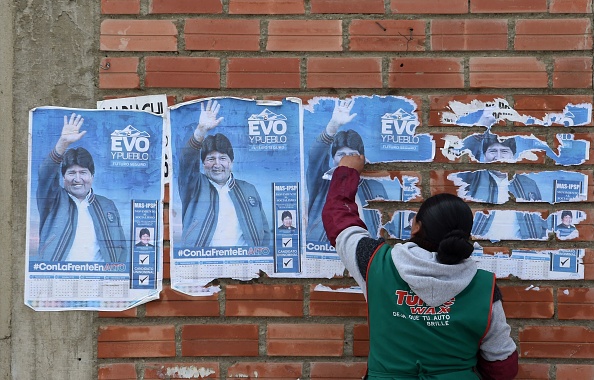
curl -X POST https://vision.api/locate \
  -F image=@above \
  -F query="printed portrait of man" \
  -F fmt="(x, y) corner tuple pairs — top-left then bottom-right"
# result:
(400, 212), (415, 240)
(278, 210), (297, 231)
(135, 228), (154, 247)
(178, 100), (270, 247)
(306, 99), (388, 242)
(36, 113), (128, 262)
(454, 135), (541, 204)
(555, 210), (577, 239)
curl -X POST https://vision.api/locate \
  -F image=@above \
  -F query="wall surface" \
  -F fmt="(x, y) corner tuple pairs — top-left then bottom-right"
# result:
(9, 1), (100, 379)
(5, 0), (594, 379)
(0, 0), (14, 376)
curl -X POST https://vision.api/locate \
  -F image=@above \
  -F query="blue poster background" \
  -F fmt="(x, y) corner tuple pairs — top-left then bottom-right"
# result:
(28, 107), (164, 258)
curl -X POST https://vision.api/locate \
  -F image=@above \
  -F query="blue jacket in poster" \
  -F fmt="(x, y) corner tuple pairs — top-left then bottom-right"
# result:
(178, 137), (271, 247)
(307, 132), (387, 241)
(472, 211), (548, 240)
(36, 150), (128, 262)
(456, 170), (542, 203)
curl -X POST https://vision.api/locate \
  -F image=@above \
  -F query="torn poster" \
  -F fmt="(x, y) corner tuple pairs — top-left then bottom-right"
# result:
(441, 132), (590, 166)
(472, 209), (587, 242)
(26, 107), (165, 311)
(302, 95), (433, 277)
(448, 170), (588, 204)
(169, 97), (305, 293)
(441, 98), (592, 128)
(384, 210), (417, 240)
(472, 247), (584, 280)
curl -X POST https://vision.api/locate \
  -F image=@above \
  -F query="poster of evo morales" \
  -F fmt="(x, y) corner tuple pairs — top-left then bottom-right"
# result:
(169, 98), (304, 294)
(25, 107), (165, 311)
(302, 95), (434, 277)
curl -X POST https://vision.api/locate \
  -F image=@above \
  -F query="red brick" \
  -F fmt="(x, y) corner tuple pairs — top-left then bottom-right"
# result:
(557, 364), (594, 380)
(98, 57), (139, 90)
(181, 324), (259, 356)
(550, 0), (593, 13)
(98, 363), (137, 380)
(429, 95), (506, 126)
(145, 285), (219, 317)
(267, 20), (342, 51)
(225, 284), (303, 317)
(349, 20), (425, 52)
(163, 245), (170, 280)
(149, 0), (222, 13)
(97, 325), (176, 358)
(185, 19), (260, 51)
(389, 58), (464, 88)
(98, 307), (138, 318)
(227, 362), (303, 378)
(499, 286), (554, 319)
(513, 95), (594, 126)
(558, 288), (594, 320)
(101, 0), (140, 14)
(307, 57), (382, 88)
(310, 362), (368, 379)
(309, 284), (367, 317)
(470, 57), (547, 88)
(516, 363), (550, 379)
(267, 324), (344, 356)
(311, 0), (384, 14)
(391, 0), (468, 14)
(353, 324), (369, 356)
(431, 19), (508, 51)
(519, 326), (594, 358)
(553, 57), (593, 88)
(515, 19), (592, 50)
(471, 0), (547, 13)
(145, 57), (220, 88)
(227, 57), (300, 88)
(100, 20), (178, 52)
(229, 0), (305, 14)
(143, 362), (219, 379)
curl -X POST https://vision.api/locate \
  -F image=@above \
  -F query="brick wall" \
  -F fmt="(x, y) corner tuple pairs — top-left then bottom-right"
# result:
(97, 1), (594, 379)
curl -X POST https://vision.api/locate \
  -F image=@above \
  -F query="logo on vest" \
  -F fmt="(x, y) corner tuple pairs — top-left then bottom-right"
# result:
(393, 289), (455, 327)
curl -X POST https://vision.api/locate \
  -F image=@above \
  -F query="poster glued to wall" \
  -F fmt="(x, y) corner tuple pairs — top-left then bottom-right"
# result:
(25, 107), (165, 311)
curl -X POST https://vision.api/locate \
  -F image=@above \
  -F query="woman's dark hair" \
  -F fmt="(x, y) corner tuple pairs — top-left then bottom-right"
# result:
(331, 129), (365, 157)
(281, 210), (292, 220)
(410, 193), (474, 265)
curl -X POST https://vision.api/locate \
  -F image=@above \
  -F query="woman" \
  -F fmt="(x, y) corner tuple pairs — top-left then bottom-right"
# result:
(322, 155), (518, 380)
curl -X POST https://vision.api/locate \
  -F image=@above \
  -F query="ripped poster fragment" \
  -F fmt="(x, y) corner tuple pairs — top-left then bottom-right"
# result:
(471, 209), (587, 242)
(448, 170), (588, 204)
(472, 247), (584, 280)
(441, 98), (592, 128)
(384, 210), (417, 240)
(169, 97), (305, 293)
(303, 95), (432, 278)
(442, 132), (590, 166)
(550, 209), (585, 240)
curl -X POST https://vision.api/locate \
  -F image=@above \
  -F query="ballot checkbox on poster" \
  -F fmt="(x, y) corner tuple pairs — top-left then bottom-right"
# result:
(282, 237), (293, 247)
(139, 254), (150, 265)
(283, 258), (293, 268)
(139, 275), (149, 285)
(559, 257), (571, 268)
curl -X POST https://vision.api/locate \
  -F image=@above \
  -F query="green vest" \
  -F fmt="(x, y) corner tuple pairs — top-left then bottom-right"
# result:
(366, 244), (494, 380)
